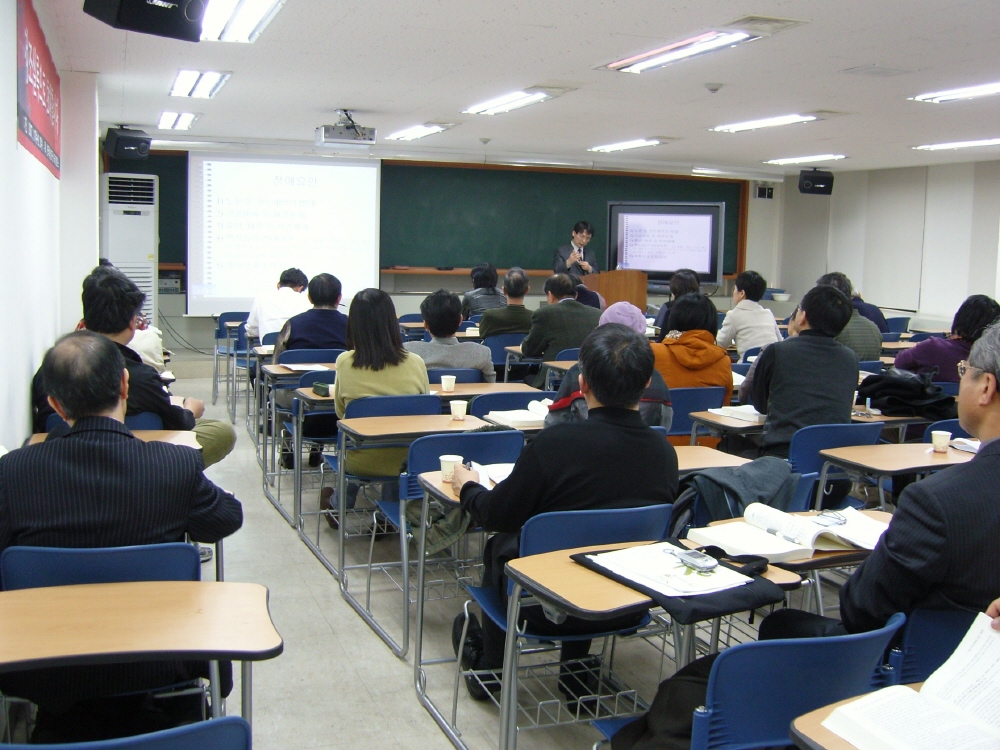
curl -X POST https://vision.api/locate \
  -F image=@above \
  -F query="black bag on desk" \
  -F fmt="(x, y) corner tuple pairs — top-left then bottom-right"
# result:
(857, 367), (956, 420)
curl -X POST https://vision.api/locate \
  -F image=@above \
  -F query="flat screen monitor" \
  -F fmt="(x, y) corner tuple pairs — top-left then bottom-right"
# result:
(607, 202), (724, 285)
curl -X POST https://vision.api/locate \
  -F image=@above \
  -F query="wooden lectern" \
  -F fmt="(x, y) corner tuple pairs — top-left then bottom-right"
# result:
(582, 270), (647, 310)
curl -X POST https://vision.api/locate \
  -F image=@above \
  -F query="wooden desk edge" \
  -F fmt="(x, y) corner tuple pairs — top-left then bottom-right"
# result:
(790, 684), (921, 750)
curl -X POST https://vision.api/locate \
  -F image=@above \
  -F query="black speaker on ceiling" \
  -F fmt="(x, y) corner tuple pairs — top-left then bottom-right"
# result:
(82, 0), (206, 42)
(103, 128), (151, 160)
(798, 168), (834, 195)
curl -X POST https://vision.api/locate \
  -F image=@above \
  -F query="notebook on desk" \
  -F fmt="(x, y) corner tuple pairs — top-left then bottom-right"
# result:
(708, 405), (766, 423)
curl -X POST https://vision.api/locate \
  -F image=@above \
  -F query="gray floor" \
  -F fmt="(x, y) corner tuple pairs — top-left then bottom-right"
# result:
(186, 373), (842, 750)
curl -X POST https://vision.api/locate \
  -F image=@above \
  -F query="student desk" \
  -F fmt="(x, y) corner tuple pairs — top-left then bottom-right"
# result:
(223, 321), (243, 421)
(400, 322), (483, 340)
(880, 341), (917, 353)
(819, 444), (973, 510)
(246, 344), (273, 441)
(503, 345), (543, 382)
(676, 445), (750, 474)
(789, 685), (922, 750)
(29, 431), (202, 450)
(542, 360), (578, 389)
(688, 411), (929, 448)
(879, 356), (895, 366)
(430, 381), (540, 402)
(0, 580), (282, 728)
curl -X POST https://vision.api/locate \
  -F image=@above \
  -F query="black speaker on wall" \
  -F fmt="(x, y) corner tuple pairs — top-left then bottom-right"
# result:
(798, 168), (834, 195)
(83, 0), (206, 42)
(103, 128), (151, 160)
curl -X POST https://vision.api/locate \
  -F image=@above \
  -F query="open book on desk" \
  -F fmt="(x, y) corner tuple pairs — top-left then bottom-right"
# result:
(707, 405), (765, 423)
(686, 503), (889, 563)
(485, 399), (552, 428)
(822, 612), (1000, 750)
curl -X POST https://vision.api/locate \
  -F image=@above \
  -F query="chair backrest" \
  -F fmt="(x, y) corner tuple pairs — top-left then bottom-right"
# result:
(785, 472), (820, 513)
(44, 413), (69, 432)
(520, 504), (675, 557)
(398, 313), (423, 323)
(469, 314), (483, 324)
(881, 331), (901, 342)
(422, 321), (477, 342)
(717, 311), (726, 329)
(298, 370), (337, 388)
(731, 363), (751, 377)
(343, 394), (442, 419)
(888, 608), (977, 684)
(277, 348), (344, 364)
(234, 322), (248, 352)
(1, 543), (201, 590)
(885, 316), (910, 333)
(931, 381), (959, 397)
(215, 312), (249, 339)
(691, 613), (906, 750)
(427, 368), (483, 384)
(483, 333), (527, 366)
(401, 431), (526, 498)
(124, 412), (165, 430)
(858, 360), (883, 374)
(921, 418), (969, 442)
(787, 422), (885, 475)
(10, 715), (251, 750)
(907, 332), (939, 342)
(469, 391), (557, 418)
(554, 348), (580, 361)
(667, 387), (727, 437)
(261, 331), (279, 346)
(741, 346), (761, 363)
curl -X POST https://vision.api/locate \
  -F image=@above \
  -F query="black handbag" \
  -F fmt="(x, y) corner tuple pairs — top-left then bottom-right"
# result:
(857, 367), (957, 420)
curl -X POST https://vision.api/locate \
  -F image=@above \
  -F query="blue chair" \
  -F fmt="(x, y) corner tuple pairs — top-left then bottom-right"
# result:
(921, 418), (969, 442)
(261, 331), (279, 346)
(881, 332), (901, 342)
(932, 381), (959, 397)
(469, 314), (483, 324)
(399, 313), (424, 340)
(886, 317), (910, 333)
(669, 387), (727, 441)
(5, 715), (251, 750)
(886, 609), (977, 684)
(717, 311), (727, 329)
(858, 361), (883, 375)
(483, 334), (527, 366)
(228, 322), (251, 423)
(427, 368), (483, 384)
(277, 348), (345, 365)
(44, 413), (69, 432)
(469, 391), (558, 418)
(544, 349), (581, 389)
(730, 363), (751, 377)
(907, 332), (940, 342)
(125, 412), (165, 430)
(421, 320), (477, 341)
(212, 312), (249, 405)
(740, 347), (761, 363)
(399, 313), (423, 323)
(555, 348), (580, 361)
(278, 371), (340, 498)
(785, 472), (820, 513)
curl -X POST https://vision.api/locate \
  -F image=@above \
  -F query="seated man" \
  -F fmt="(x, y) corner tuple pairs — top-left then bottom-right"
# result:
(32, 268), (236, 467)
(478, 267), (533, 339)
(452, 324), (679, 701)
(272, 272), (348, 360)
(520, 273), (601, 387)
(851, 290), (889, 334)
(404, 290), (496, 382)
(817, 272), (882, 361)
(750, 285), (858, 459)
(462, 262), (507, 319)
(245, 267), (310, 340)
(0, 331), (243, 742)
(716, 270), (782, 359)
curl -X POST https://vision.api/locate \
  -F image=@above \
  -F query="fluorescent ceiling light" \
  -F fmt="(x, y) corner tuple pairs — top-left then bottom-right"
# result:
(692, 167), (725, 175)
(764, 154), (846, 165)
(911, 81), (1000, 104)
(385, 123), (454, 141)
(608, 31), (758, 74)
(158, 112), (198, 130)
(712, 114), (816, 133)
(913, 138), (1000, 151)
(588, 139), (660, 153)
(201, 0), (286, 43)
(170, 70), (230, 99)
(464, 91), (549, 115)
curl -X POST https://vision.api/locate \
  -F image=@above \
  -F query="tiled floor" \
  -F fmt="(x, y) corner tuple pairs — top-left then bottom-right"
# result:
(187, 374), (842, 750)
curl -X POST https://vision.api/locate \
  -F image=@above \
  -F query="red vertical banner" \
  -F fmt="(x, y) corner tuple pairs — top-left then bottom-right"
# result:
(16, 0), (60, 178)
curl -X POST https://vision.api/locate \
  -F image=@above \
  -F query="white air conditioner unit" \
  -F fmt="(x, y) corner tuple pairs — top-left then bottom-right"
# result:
(100, 173), (159, 327)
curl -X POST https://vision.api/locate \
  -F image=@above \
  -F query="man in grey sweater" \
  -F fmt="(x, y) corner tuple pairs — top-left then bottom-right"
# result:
(404, 290), (496, 382)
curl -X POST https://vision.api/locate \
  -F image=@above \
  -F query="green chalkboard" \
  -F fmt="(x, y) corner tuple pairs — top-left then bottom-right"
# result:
(380, 162), (745, 274)
(108, 153), (188, 264)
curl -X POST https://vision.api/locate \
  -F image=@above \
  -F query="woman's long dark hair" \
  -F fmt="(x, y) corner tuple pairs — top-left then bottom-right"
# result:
(345, 288), (407, 371)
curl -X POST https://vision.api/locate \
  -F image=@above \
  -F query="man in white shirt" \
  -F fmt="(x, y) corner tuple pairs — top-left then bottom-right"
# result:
(716, 270), (782, 359)
(245, 268), (310, 339)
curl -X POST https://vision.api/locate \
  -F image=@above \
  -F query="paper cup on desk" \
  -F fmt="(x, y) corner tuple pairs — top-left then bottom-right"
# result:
(450, 400), (468, 420)
(440, 455), (463, 482)
(931, 430), (952, 453)
(440, 375), (457, 392)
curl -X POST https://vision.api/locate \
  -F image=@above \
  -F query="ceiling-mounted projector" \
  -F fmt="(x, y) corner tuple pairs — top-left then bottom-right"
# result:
(315, 111), (376, 146)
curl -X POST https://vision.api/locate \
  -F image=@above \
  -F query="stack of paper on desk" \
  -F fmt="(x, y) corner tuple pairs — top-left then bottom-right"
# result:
(486, 399), (551, 428)
(285, 364), (329, 372)
(951, 438), (980, 453)
(707, 405), (766, 423)
(686, 504), (889, 563)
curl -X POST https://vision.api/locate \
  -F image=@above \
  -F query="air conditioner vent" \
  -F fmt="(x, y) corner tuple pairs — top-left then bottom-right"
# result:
(107, 176), (156, 205)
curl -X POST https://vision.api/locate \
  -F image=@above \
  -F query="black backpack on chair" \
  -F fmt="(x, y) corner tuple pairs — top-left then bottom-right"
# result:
(857, 367), (957, 421)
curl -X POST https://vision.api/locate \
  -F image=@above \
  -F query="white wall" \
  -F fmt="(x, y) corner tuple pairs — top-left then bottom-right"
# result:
(779, 176), (831, 299)
(0, 2), (62, 449)
(745, 182), (782, 286)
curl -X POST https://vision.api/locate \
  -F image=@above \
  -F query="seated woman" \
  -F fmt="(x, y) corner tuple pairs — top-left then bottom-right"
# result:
(716, 270), (782, 359)
(894, 294), (1000, 382)
(650, 293), (733, 446)
(652, 269), (700, 341)
(462, 262), (507, 318)
(320, 289), (429, 522)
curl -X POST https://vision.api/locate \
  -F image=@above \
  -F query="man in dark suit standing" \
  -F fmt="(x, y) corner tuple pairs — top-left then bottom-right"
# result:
(553, 221), (600, 280)
(521, 274), (601, 387)
(0, 331), (243, 741)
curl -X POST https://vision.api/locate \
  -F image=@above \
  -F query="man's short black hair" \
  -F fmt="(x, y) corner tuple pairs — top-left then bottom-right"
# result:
(42, 331), (124, 421)
(470, 262), (498, 290)
(670, 269), (701, 300)
(735, 270), (767, 302)
(573, 221), (594, 236)
(666, 293), (719, 336)
(279, 268), (308, 288)
(543, 273), (576, 299)
(799, 285), (853, 337)
(578, 324), (654, 409)
(82, 267), (145, 334)
(816, 272), (853, 299)
(952, 294), (1000, 344)
(420, 289), (463, 338)
(503, 267), (529, 298)
(308, 273), (342, 307)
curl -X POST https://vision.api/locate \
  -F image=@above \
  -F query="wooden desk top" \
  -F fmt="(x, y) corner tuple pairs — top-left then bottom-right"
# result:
(790, 685), (922, 750)
(505, 345), (523, 355)
(675, 445), (751, 473)
(879, 356), (895, 366)
(542, 360), (578, 371)
(400, 324), (481, 339)
(253, 345), (274, 356)
(224, 321), (241, 329)
(0, 581), (282, 672)
(819, 443), (974, 474)
(850, 412), (927, 426)
(30, 430), (202, 450)
(338, 414), (487, 439)
(432, 382), (540, 398)
(261, 363), (338, 377)
(880, 341), (917, 351)
(689, 410), (766, 432)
